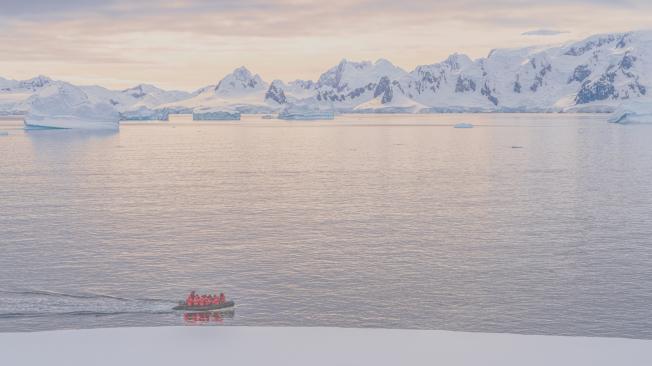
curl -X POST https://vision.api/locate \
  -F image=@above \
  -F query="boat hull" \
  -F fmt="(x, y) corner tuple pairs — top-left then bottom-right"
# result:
(173, 301), (235, 312)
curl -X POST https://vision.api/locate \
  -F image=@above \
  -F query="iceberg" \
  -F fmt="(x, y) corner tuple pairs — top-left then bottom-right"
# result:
(24, 83), (119, 130)
(278, 102), (335, 120)
(121, 106), (170, 121)
(454, 123), (474, 128)
(192, 107), (241, 120)
(608, 101), (652, 124)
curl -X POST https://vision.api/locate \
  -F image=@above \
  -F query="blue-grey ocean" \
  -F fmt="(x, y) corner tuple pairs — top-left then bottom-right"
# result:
(1, 114), (651, 337)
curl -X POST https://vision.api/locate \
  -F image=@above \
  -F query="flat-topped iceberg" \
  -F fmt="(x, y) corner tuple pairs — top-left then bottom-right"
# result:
(608, 101), (652, 124)
(121, 106), (170, 121)
(24, 83), (119, 130)
(454, 122), (474, 128)
(192, 107), (241, 121)
(278, 102), (335, 120)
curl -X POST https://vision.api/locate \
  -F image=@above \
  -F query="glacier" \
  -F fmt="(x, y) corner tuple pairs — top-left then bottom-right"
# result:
(24, 83), (120, 130)
(608, 101), (652, 124)
(2, 30), (652, 120)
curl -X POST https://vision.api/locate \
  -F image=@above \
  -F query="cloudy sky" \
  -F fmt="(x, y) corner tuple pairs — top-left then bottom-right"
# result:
(1, 0), (650, 90)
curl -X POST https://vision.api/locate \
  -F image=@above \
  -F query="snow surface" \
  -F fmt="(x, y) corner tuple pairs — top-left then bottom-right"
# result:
(608, 100), (652, 123)
(1, 326), (652, 366)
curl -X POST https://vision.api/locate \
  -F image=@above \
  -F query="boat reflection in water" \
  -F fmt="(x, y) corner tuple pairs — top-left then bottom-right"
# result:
(183, 310), (235, 324)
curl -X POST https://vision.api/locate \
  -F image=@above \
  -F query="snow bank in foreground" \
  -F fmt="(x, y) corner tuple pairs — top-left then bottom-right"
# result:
(1, 326), (651, 366)
(608, 101), (652, 124)
(24, 83), (119, 130)
(192, 107), (241, 120)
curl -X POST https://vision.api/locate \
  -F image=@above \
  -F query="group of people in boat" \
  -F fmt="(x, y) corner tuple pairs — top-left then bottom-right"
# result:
(185, 291), (226, 307)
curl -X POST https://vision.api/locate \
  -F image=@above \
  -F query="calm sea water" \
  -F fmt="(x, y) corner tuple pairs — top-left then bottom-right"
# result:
(0, 114), (651, 337)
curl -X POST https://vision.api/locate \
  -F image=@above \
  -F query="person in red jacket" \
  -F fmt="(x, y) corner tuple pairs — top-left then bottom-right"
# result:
(219, 292), (226, 304)
(186, 291), (196, 306)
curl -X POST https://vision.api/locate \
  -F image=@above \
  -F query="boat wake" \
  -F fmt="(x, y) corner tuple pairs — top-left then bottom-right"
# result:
(0, 289), (170, 303)
(0, 288), (176, 320)
(0, 310), (174, 319)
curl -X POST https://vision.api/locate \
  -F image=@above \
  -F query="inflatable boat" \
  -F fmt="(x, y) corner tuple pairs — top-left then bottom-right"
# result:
(173, 300), (235, 312)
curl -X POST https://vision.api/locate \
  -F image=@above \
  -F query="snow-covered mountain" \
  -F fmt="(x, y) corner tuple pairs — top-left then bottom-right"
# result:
(161, 66), (276, 113)
(3, 30), (652, 118)
(0, 75), (190, 118)
(266, 31), (652, 113)
(80, 83), (192, 120)
(120, 84), (191, 109)
(0, 75), (54, 115)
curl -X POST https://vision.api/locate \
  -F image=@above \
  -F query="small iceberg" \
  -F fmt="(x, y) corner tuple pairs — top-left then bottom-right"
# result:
(261, 114), (274, 119)
(121, 106), (170, 121)
(278, 102), (334, 121)
(454, 123), (474, 128)
(24, 83), (119, 130)
(192, 107), (241, 121)
(608, 101), (652, 124)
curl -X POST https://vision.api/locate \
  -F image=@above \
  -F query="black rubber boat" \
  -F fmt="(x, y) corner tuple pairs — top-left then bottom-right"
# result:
(173, 300), (235, 311)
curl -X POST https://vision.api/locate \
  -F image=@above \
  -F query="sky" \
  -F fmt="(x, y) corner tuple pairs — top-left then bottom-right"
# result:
(0, 0), (651, 91)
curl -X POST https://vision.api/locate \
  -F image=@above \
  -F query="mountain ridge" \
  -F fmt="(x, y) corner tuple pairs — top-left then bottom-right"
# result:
(2, 30), (651, 117)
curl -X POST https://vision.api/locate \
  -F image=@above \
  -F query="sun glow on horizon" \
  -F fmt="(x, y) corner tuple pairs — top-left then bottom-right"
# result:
(1, 0), (651, 90)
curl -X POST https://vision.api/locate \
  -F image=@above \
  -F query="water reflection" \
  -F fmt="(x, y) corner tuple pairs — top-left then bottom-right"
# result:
(183, 310), (235, 324)
(24, 127), (119, 166)
(26, 127), (118, 141)
(3, 115), (652, 338)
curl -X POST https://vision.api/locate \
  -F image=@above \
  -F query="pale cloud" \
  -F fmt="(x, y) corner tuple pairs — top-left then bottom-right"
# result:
(0, 0), (651, 90)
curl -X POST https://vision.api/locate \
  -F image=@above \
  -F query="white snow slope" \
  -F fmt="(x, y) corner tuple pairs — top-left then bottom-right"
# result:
(2, 30), (652, 118)
(2, 326), (651, 366)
